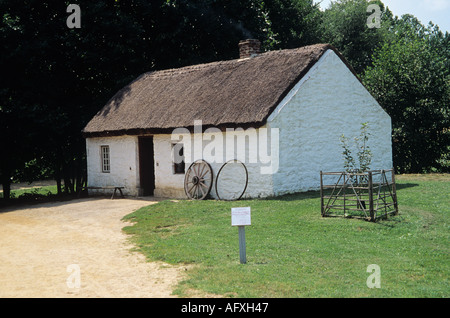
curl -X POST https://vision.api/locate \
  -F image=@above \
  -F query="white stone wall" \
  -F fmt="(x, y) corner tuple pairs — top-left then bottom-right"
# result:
(85, 131), (274, 199)
(86, 135), (140, 196)
(154, 129), (275, 199)
(153, 134), (186, 198)
(267, 50), (393, 195)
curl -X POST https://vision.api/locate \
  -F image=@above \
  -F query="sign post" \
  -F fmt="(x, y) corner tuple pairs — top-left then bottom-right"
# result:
(231, 207), (251, 264)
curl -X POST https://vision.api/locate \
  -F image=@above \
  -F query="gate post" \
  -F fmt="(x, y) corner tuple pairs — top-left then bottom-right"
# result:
(391, 169), (399, 215)
(320, 171), (324, 217)
(368, 171), (374, 221)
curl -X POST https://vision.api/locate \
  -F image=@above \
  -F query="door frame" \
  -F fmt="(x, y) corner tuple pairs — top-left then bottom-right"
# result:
(138, 136), (155, 196)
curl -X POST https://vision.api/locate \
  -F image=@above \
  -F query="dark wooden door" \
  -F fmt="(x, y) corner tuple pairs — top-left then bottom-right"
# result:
(138, 136), (155, 196)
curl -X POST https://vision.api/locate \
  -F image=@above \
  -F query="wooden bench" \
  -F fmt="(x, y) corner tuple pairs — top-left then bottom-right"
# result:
(79, 186), (125, 199)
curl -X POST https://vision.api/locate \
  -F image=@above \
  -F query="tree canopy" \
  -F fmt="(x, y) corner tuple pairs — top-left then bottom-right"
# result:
(362, 15), (450, 173)
(321, 0), (392, 74)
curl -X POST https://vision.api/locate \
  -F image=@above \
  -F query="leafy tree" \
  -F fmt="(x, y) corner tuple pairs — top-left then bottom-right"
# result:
(264, 0), (323, 49)
(1, 0), (326, 199)
(340, 122), (372, 174)
(1, 1), (157, 198)
(362, 17), (450, 173)
(321, 0), (392, 74)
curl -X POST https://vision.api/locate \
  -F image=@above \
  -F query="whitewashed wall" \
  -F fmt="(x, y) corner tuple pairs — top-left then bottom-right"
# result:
(267, 49), (393, 195)
(86, 135), (140, 196)
(153, 134), (186, 198)
(153, 129), (276, 199)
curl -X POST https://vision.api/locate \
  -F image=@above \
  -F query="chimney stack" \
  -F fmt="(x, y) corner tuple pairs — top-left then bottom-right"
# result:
(238, 39), (261, 59)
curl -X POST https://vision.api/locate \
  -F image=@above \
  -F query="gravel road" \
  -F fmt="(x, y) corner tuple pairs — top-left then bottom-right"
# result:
(0, 197), (185, 298)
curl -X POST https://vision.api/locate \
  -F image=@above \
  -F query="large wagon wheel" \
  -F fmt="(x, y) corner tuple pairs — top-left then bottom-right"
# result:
(184, 160), (213, 200)
(215, 159), (248, 201)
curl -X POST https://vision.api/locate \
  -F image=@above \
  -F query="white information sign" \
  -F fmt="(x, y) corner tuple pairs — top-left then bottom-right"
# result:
(231, 207), (251, 226)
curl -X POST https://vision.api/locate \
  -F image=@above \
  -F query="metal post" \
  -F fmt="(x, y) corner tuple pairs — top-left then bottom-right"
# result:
(238, 226), (246, 264)
(343, 173), (346, 217)
(391, 169), (399, 215)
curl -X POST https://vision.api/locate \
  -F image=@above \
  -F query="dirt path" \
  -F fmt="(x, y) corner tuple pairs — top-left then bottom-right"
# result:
(0, 197), (186, 298)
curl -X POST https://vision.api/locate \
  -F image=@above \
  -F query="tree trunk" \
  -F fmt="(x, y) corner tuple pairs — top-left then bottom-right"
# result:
(62, 160), (75, 194)
(1, 169), (12, 200)
(54, 163), (62, 196)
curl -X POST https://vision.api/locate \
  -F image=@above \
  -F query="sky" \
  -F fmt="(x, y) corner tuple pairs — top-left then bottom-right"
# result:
(315, 0), (450, 33)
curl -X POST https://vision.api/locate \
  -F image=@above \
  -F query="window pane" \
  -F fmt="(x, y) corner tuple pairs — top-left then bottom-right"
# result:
(101, 146), (110, 172)
(172, 143), (185, 174)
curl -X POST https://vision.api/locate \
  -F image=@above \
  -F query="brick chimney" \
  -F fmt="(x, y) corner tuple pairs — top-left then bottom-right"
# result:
(238, 39), (261, 59)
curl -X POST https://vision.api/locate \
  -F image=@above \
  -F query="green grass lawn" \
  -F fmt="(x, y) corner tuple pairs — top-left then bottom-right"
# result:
(122, 174), (449, 298)
(0, 185), (58, 199)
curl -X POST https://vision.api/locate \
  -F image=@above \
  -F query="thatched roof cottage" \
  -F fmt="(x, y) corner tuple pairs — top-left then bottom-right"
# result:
(82, 40), (392, 199)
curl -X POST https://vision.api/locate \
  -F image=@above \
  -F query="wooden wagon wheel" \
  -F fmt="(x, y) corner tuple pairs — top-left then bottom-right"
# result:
(184, 160), (213, 200)
(215, 159), (248, 201)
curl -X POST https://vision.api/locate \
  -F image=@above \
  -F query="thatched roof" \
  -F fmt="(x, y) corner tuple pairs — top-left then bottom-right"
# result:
(83, 43), (355, 137)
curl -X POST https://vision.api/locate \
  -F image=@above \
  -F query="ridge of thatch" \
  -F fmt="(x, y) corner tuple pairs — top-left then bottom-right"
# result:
(82, 43), (353, 137)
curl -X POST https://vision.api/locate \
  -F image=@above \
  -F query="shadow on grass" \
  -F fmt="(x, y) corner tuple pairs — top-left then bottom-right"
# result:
(374, 214), (407, 228)
(395, 183), (419, 190)
(265, 191), (321, 201)
(259, 182), (420, 226)
(261, 182), (419, 202)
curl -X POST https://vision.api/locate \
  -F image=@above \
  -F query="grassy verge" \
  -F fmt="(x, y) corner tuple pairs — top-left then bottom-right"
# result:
(0, 185), (58, 199)
(122, 174), (449, 297)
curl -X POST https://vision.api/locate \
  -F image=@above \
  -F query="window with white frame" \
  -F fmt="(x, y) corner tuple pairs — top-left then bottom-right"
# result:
(101, 145), (110, 173)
